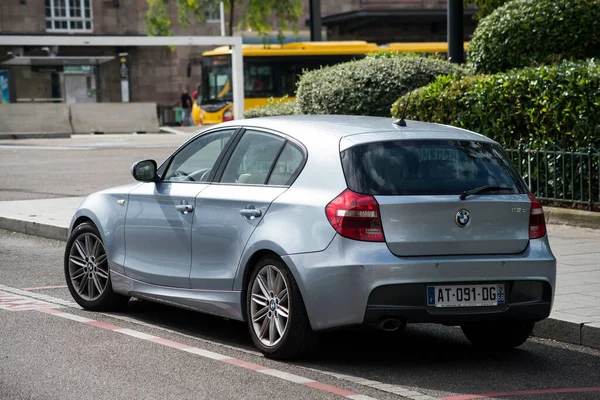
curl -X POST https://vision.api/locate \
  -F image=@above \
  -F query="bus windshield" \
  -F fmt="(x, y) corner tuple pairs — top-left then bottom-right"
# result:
(202, 55), (232, 102)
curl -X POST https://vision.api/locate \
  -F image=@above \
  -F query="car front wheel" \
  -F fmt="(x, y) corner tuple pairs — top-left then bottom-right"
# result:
(246, 256), (318, 360)
(461, 321), (535, 350)
(64, 222), (129, 311)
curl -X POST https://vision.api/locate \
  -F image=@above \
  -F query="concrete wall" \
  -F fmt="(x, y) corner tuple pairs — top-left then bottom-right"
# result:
(0, 103), (159, 135)
(0, 104), (70, 134)
(70, 103), (159, 134)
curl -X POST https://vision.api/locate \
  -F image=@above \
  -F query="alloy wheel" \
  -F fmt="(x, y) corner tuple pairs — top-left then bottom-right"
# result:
(68, 232), (109, 301)
(250, 264), (290, 347)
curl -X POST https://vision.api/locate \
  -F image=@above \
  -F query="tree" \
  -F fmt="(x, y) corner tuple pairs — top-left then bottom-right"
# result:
(464, 0), (509, 20)
(144, 0), (303, 40)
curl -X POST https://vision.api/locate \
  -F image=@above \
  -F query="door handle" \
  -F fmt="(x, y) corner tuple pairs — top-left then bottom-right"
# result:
(239, 208), (262, 218)
(175, 204), (194, 214)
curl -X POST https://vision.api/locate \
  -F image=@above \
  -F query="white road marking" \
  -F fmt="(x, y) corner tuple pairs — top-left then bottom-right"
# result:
(114, 328), (159, 340)
(0, 290), (62, 311)
(1, 283), (435, 399)
(181, 347), (232, 360)
(304, 368), (438, 400)
(0, 284), (80, 308)
(259, 369), (316, 384)
(53, 312), (95, 323)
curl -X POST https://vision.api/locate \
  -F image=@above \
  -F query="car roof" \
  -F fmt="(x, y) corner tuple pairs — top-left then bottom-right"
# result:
(218, 115), (494, 145)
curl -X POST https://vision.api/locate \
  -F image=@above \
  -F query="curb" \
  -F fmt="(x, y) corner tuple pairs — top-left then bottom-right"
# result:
(533, 317), (600, 351)
(0, 216), (67, 241)
(545, 206), (600, 230)
(0, 132), (71, 140)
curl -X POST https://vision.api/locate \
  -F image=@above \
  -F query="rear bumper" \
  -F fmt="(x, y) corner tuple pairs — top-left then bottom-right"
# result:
(364, 302), (551, 325)
(283, 235), (556, 331)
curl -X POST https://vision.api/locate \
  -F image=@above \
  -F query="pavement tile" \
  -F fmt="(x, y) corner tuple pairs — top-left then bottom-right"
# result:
(555, 265), (600, 274)
(553, 293), (600, 306)
(555, 283), (600, 295)
(556, 307), (600, 318)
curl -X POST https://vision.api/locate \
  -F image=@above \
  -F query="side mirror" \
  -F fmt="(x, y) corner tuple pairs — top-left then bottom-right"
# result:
(131, 159), (158, 182)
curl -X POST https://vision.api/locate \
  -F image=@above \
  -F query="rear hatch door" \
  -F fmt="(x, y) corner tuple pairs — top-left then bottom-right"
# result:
(341, 138), (531, 256)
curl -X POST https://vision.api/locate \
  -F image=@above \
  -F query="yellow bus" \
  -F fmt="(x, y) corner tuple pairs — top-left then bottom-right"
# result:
(195, 41), (468, 125)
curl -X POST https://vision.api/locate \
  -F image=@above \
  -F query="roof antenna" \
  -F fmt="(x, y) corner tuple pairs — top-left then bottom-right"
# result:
(394, 57), (424, 127)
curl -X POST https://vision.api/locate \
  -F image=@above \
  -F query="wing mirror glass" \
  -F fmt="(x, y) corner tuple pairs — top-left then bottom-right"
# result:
(131, 159), (158, 182)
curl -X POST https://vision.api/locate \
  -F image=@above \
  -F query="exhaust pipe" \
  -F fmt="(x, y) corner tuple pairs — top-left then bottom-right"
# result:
(378, 318), (406, 332)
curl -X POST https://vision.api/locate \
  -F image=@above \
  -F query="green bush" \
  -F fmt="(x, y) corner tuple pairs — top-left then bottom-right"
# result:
(468, 0), (600, 73)
(465, 0), (510, 20)
(391, 59), (600, 149)
(244, 99), (298, 118)
(295, 56), (467, 117)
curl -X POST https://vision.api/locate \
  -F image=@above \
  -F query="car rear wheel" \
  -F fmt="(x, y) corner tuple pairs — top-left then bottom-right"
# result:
(461, 321), (535, 350)
(246, 256), (318, 360)
(64, 222), (129, 311)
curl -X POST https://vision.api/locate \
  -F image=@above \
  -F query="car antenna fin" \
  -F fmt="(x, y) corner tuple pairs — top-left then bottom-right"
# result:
(394, 57), (424, 127)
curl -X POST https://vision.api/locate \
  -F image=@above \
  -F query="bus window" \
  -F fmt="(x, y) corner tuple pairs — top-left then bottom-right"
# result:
(280, 63), (302, 97)
(245, 65), (274, 98)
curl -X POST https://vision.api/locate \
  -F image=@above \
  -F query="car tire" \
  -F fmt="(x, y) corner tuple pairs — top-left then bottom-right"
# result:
(246, 255), (318, 360)
(64, 222), (130, 311)
(461, 321), (535, 350)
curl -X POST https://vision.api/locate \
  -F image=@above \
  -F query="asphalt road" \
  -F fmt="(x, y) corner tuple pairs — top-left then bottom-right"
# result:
(3, 133), (600, 400)
(2, 229), (600, 400)
(0, 134), (193, 201)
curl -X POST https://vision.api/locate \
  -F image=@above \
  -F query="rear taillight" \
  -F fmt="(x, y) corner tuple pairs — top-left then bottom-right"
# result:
(528, 193), (547, 239)
(325, 189), (384, 242)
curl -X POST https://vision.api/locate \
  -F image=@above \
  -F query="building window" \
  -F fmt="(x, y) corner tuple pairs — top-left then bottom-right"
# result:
(206, 4), (221, 23)
(45, 0), (93, 32)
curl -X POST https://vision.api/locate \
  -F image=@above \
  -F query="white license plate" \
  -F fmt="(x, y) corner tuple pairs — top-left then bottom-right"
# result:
(427, 284), (505, 307)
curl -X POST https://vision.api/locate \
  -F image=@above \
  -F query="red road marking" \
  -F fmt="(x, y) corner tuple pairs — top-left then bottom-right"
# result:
(86, 320), (120, 330)
(33, 308), (370, 399)
(304, 381), (356, 397)
(442, 387), (600, 399)
(22, 285), (68, 291)
(150, 337), (193, 350)
(37, 307), (63, 314)
(222, 358), (270, 371)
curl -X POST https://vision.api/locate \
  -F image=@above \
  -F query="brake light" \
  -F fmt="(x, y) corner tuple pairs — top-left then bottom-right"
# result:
(223, 108), (233, 122)
(325, 189), (384, 242)
(528, 193), (547, 239)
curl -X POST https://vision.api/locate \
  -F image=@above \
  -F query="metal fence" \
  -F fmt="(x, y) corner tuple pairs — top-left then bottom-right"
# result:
(505, 146), (600, 211)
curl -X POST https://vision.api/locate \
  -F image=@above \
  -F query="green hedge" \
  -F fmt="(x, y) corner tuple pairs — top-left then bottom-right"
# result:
(468, 0), (600, 73)
(391, 60), (600, 149)
(295, 56), (467, 117)
(244, 99), (298, 118)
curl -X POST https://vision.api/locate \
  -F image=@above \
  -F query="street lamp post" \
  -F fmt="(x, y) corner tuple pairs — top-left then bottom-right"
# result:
(309, 0), (322, 41)
(447, 0), (464, 64)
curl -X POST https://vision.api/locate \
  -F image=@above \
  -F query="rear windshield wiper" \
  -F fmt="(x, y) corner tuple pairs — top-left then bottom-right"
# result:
(460, 185), (514, 200)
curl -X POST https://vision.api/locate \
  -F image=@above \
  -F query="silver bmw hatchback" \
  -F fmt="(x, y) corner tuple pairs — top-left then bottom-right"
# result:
(65, 116), (556, 359)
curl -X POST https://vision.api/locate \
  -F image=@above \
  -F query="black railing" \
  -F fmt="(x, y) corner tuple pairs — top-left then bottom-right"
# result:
(505, 145), (600, 211)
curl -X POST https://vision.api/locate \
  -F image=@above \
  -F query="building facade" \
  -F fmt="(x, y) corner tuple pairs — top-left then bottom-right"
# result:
(0, 0), (477, 107)
(319, 0), (477, 44)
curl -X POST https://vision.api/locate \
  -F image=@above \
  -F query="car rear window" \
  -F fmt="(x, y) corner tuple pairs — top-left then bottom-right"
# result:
(341, 139), (526, 196)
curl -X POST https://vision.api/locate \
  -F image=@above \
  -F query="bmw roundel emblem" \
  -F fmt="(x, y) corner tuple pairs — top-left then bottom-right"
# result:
(455, 209), (471, 227)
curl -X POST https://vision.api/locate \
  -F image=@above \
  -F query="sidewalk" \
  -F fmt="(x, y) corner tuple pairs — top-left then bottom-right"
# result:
(0, 197), (599, 350)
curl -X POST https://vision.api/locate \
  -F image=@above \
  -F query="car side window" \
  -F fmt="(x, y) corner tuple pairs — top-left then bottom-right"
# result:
(267, 142), (304, 186)
(163, 129), (235, 182)
(220, 130), (284, 185)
